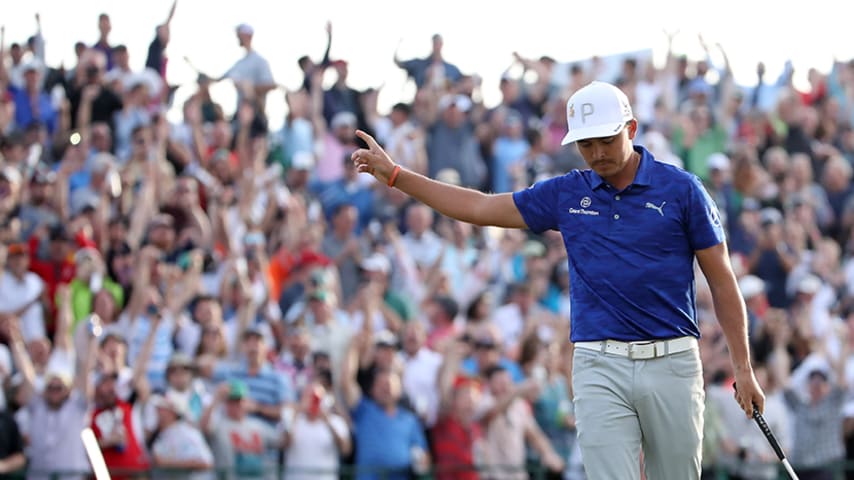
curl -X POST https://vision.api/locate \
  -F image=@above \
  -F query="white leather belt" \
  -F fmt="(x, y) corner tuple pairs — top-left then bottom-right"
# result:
(574, 336), (697, 360)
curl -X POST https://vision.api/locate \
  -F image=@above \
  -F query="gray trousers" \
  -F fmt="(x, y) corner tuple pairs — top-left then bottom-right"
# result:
(572, 345), (705, 480)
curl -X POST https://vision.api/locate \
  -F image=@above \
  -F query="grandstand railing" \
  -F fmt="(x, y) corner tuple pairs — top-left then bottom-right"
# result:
(10, 460), (854, 479)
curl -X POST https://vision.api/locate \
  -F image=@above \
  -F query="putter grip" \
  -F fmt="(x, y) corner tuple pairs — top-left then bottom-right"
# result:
(752, 406), (786, 461)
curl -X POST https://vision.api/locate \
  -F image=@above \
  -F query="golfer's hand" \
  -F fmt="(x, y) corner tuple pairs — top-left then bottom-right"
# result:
(351, 130), (397, 185)
(733, 368), (765, 418)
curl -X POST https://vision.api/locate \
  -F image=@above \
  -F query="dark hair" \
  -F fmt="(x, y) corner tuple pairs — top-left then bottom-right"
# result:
(109, 216), (130, 229)
(330, 201), (355, 218)
(465, 290), (490, 321)
(525, 127), (542, 146)
(431, 294), (459, 320)
(482, 365), (507, 381)
(518, 335), (541, 368)
(314, 368), (333, 388)
(130, 124), (149, 139)
(391, 102), (412, 116)
(112, 45), (128, 54)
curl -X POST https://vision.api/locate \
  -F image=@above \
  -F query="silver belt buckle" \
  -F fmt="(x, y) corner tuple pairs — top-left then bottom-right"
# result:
(627, 341), (654, 360)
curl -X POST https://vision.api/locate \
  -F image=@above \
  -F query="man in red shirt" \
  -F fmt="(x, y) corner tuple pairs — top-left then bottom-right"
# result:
(91, 371), (150, 478)
(27, 225), (94, 331)
(432, 375), (484, 480)
(432, 341), (484, 480)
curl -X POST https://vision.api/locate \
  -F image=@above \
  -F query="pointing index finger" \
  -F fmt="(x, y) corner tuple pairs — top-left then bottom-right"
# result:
(355, 130), (380, 151)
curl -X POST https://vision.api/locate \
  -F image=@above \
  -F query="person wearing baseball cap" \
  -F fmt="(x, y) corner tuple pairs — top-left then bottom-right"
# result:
(351, 80), (763, 479)
(560, 81), (635, 146)
(221, 21), (275, 115)
(150, 391), (214, 474)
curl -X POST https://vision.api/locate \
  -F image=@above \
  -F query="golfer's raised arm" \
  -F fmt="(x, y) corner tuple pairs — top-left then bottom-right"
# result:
(351, 130), (527, 229)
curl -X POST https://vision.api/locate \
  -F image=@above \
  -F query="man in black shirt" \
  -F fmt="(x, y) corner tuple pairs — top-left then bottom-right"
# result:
(0, 408), (25, 478)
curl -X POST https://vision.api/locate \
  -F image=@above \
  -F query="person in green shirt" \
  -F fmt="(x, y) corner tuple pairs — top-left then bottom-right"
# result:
(671, 105), (728, 182)
(62, 247), (124, 332)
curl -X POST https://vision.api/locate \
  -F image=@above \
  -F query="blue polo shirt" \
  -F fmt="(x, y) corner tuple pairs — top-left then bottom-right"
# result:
(214, 363), (294, 408)
(351, 397), (427, 480)
(513, 146), (725, 342)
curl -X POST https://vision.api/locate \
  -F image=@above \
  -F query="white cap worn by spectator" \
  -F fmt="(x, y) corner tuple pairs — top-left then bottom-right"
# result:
(738, 275), (766, 300)
(435, 168), (461, 186)
(330, 111), (357, 130)
(236, 23), (254, 36)
(760, 207), (783, 226)
(151, 390), (190, 419)
(361, 253), (390, 274)
(21, 59), (43, 75)
(561, 81), (633, 145)
(438, 94), (472, 113)
(707, 152), (731, 172)
(291, 151), (315, 171)
(374, 330), (399, 348)
(797, 274), (823, 296)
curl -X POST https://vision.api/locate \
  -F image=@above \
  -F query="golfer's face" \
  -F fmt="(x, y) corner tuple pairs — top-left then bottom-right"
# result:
(578, 135), (628, 178)
(576, 121), (636, 179)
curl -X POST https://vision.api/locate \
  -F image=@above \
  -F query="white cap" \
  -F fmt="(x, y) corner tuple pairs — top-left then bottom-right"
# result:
(760, 207), (783, 226)
(90, 152), (116, 173)
(291, 151), (315, 170)
(22, 59), (42, 73)
(435, 168), (461, 186)
(236, 23), (254, 35)
(330, 111), (358, 129)
(738, 275), (766, 299)
(374, 330), (398, 347)
(151, 391), (189, 418)
(707, 152), (731, 171)
(439, 94), (472, 113)
(561, 81), (633, 145)
(361, 253), (390, 273)
(797, 274), (822, 295)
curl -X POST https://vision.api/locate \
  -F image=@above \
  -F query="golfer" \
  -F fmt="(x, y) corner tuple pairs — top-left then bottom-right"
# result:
(351, 81), (764, 479)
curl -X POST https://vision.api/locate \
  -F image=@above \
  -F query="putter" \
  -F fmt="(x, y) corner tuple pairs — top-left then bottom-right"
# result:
(750, 404), (799, 480)
(734, 384), (799, 480)
(81, 428), (112, 480)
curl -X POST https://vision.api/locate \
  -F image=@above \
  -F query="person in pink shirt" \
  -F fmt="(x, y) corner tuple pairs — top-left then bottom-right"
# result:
(425, 295), (459, 351)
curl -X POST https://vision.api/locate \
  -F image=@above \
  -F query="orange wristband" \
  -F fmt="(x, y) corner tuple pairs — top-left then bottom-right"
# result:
(387, 165), (402, 187)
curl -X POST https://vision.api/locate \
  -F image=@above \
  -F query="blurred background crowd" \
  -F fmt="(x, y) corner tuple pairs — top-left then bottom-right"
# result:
(1, 2), (854, 480)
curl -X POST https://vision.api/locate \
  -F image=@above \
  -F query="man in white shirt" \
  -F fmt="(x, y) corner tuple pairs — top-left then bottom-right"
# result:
(400, 204), (444, 269)
(0, 243), (45, 342)
(221, 24), (276, 112)
(400, 322), (442, 426)
(151, 391), (215, 480)
(281, 380), (351, 480)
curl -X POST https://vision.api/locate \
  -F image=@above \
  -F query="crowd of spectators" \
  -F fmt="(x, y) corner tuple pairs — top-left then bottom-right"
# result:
(1, 4), (854, 480)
